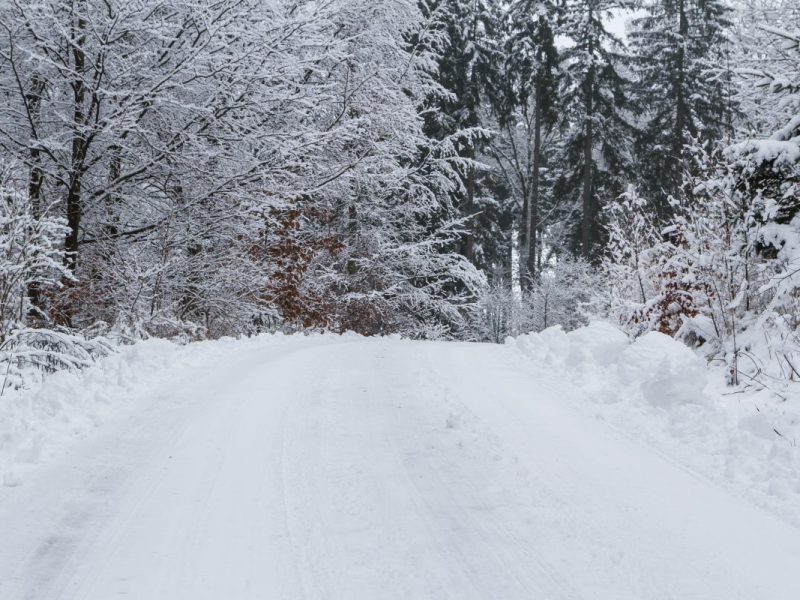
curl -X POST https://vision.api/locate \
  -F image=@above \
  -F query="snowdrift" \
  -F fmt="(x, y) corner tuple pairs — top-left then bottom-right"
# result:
(0, 333), (345, 488)
(508, 322), (800, 524)
(510, 322), (708, 408)
(0, 338), (218, 487)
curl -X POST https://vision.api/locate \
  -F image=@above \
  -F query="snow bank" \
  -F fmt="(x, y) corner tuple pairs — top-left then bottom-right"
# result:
(511, 322), (707, 408)
(620, 332), (708, 409)
(0, 332), (339, 487)
(1, 339), (197, 486)
(509, 322), (800, 524)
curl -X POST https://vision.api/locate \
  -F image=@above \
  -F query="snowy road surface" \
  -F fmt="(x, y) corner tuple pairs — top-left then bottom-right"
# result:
(2, 336), (800, 599)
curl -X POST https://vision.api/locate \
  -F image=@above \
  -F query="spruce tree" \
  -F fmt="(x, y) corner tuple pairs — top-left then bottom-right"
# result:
(497, 0), (560, 284)
(555, 0), (635, 261)
(629, 0), (734, 214)
(421, 0), (511, 277)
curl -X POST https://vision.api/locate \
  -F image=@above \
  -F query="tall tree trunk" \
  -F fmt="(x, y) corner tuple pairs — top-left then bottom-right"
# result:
(580, 59), (596, 260)
(527, 81), (543, 282)
(520, 180), (530, 288)
(106, 145), (121, 237)
(461, 164), (475, 264)
(580, 116), (595, 259)
(26, 73), (45, 220)
(64, 5), (88, 275)
(346, 203), (358, 276)
(55, 3), (90, 327)
(671, 0), (689, 203)
(26, 73), (46, 320)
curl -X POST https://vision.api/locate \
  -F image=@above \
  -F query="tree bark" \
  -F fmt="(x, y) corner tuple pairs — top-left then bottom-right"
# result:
(580, 38), (596, 261)
(670, 0), (689, 204)
(64, 5), (88, 274)
(26, 73), (45, 320)
(519, 180), (530, 288)
(527, 79), (543, 282)
(461, 165), (476, 264)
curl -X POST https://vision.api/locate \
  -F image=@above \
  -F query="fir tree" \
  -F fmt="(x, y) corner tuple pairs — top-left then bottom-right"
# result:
(421, 0), (511, 276)
(555, 0), (635, 261)
(629, 0), (735, 214)
(495, 0), (560, 284)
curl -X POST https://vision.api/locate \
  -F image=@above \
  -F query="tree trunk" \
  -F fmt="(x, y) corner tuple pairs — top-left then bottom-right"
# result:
(106, 145), (121, 237)
(519, 181), (530, 289)
(346, 203), (358, 276)
(26, 73), (46, 320)
(670, 0), (689, 204)
(580, 121), (595, 260)
(527, 80), (543, 282)
(580, 57), (596, 260)
(64, 6), (88, 275)
(461, 165), (475, 264)
(54, 3), (91, 327)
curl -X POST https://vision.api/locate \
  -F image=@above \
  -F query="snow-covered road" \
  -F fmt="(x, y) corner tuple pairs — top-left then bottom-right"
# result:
(2, 336), (800, 599)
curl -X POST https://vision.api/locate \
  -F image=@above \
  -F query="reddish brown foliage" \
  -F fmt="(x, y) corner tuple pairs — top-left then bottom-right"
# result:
(262, 205), (344, 329)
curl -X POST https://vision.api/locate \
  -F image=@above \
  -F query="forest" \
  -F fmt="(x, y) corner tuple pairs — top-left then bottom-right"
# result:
(0, 0), (798, 390)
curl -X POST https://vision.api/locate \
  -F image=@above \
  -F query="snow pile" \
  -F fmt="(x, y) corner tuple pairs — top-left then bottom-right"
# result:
(511, 322), (707, 408)
(618, 332), (708, 409)
(0, 333), (317, 488)
(1, 339), (186, 486)
(509, 322), (800, 524)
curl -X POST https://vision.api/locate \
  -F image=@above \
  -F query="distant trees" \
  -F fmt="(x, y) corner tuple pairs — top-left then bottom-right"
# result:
(556, 0), (635, 261)
(491, 0), (560, 286)
(0, 0), (797, 365)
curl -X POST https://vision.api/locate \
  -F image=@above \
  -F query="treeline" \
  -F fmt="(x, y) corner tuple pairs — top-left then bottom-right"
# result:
(1, 0), (799, 385)
(421, 0), (800, 393)
(1, 0), (484, 341)
(425, 0), (740, 285)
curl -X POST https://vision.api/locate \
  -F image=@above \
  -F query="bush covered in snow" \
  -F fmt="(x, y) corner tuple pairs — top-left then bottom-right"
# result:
(598, 22), (800, 394)
(0, 172), (69, 338)
(471, 257), (599, 342)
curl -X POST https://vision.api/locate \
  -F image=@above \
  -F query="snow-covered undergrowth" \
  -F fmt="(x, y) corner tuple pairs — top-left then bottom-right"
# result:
(508, 322), (800, 524)
(0, 333), (336, 488)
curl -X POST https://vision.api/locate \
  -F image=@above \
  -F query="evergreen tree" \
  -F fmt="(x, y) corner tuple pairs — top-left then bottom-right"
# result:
(629, 0), (735, 214)
(421, 0), (511, 277)
(493, 0), (560, 285)
(555, 0), (635, 261)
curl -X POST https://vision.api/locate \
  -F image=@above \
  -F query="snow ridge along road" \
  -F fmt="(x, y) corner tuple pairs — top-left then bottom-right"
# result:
(1, 336), (799, 599)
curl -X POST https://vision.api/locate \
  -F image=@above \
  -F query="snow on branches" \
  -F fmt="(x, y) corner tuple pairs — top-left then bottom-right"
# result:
(0, 169), (70, 340)
(0, 0), (484, 340)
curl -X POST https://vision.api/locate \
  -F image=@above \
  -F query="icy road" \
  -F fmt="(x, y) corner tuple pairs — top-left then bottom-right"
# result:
(2, 336), (800, 599)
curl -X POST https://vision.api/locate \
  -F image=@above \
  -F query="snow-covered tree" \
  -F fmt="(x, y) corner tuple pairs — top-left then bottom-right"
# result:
(489, 0), (561, 286)
(0, 0), (484, 338)
(420, 0), (509, 275)
(0, 168), (69, 339)
(629, 0), (735, 213)
(602, 185), (676, 336)
(555, 0), (636, 261)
